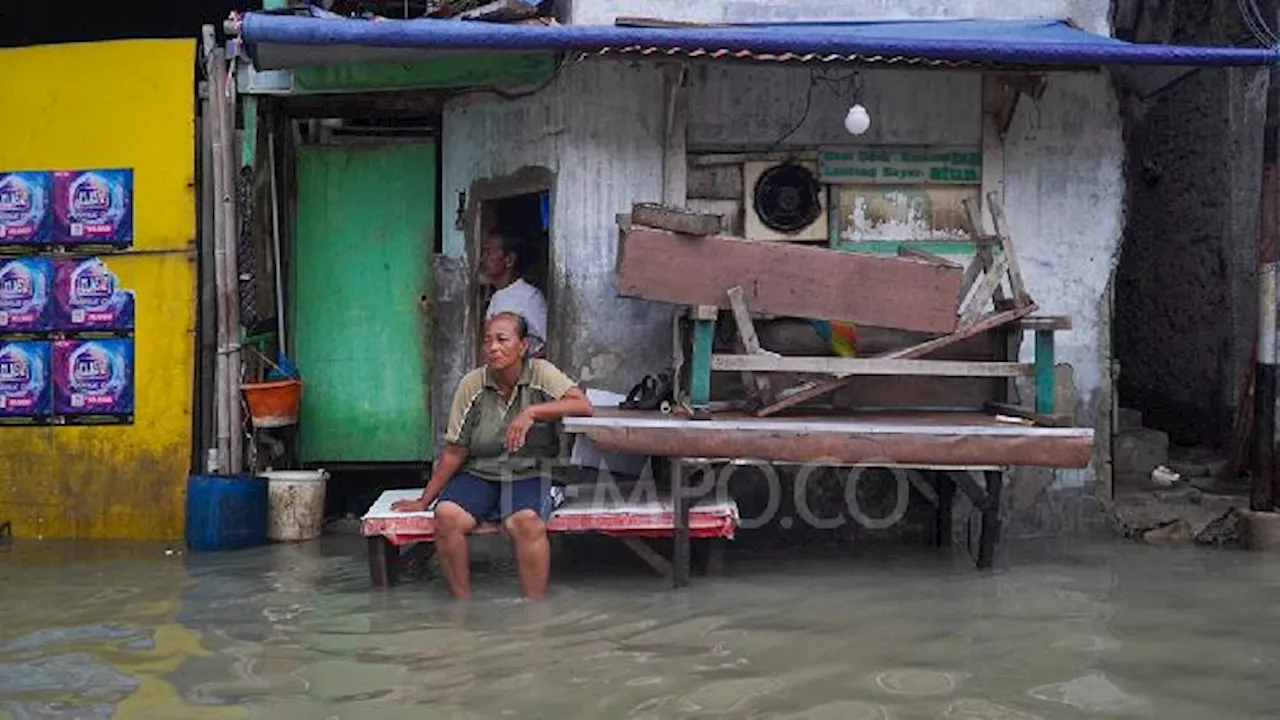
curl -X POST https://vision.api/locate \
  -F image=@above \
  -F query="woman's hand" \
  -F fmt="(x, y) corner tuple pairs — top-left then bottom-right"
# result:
(391, 496), (431, 513)
(505, 409), (536, 452)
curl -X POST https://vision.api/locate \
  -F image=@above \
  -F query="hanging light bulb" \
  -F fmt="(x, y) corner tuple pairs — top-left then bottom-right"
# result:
(844, 104), (871, 135)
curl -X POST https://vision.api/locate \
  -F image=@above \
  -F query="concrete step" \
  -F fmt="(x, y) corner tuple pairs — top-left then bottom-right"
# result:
(1113, 426), (1169, 479)
(1117, 407), (1144, 431)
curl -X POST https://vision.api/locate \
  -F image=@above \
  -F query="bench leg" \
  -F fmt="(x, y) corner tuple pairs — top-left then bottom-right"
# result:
(934, 472), (955, 549)
(672, 456), (691, 589)
(705, 538), (726, 576)
(367, 535), (400, 588)
(977, 470), (1004, 569)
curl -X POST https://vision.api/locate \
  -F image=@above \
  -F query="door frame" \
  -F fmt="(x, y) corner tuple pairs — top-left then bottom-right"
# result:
(461, 166), (557, 369)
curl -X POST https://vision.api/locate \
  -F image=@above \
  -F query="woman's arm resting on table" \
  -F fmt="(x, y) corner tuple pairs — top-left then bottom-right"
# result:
(505, 386), (594, 452)
(390, 443), (469, 512)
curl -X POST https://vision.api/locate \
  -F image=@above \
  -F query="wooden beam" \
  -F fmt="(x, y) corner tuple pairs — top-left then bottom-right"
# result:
(713, 356), (1033, 377)
(1019, 315), (1073, 331)
(633, 202), (719, 237)
(985, 402), (1074, 428)
(963, 198), (1007, 308)
(897, 247), (962, 268)
(617, 227), (965, 334)
(986, 193), (1031, 307)
(620, 537), (674, 578)
(727, 285), (773, 404)
(958, 253), (1010, 328)
(755, 305), (1036, 417)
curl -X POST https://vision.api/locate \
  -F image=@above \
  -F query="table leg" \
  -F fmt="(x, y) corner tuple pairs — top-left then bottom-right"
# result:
(367, 535), (400, 588)
(672, 456), (691, 589)
(935, 471), (955, 548)
(977, 470), (1004, 569)
(690, 309), (716, 420)
(1035, 329), (1056, 414)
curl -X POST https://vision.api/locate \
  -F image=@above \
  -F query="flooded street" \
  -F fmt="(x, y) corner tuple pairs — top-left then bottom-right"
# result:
(2, 536), (1279, 719)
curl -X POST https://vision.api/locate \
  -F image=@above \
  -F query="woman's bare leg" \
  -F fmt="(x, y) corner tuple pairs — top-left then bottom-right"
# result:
(434, 502), (477, 599)
(504, 510), (550, 599)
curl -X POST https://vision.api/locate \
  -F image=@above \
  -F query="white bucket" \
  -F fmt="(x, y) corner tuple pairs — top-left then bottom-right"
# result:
(263, 469), (329, 542)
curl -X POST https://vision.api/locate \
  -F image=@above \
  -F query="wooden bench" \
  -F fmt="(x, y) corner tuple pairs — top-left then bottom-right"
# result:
(361, 484), (738, 588)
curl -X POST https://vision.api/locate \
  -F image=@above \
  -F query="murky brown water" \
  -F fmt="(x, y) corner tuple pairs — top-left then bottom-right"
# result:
(2, 536), (1279, 719)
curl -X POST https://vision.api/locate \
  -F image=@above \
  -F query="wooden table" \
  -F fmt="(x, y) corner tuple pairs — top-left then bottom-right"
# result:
(563, 408), (1095, 586)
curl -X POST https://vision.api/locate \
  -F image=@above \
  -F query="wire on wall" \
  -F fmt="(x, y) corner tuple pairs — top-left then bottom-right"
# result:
(766, 68), (865, 153)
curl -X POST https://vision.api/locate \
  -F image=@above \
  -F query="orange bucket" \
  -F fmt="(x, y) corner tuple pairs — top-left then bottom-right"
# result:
(241, 379), (303, 428)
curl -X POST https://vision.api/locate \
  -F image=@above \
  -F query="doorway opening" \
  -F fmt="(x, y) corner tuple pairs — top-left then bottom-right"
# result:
(474, 188), (553, 356)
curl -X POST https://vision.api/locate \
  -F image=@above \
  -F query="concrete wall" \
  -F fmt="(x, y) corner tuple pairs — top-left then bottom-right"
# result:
(0, 40), (197, 540)
(1112, 0), (1268, 449)
(444, 59), (1124, 506)
(440, 60), (671, 446)
(564, 0), (1111, 34)
(1004, 72), (1126, 495)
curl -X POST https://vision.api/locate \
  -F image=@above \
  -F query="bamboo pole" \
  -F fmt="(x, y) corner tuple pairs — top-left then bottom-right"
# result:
(222, 56), (245, 474)
(202, 27), (232, 474)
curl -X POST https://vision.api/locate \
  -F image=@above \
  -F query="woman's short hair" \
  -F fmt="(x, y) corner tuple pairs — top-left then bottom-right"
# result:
(487, 311), (529, 340)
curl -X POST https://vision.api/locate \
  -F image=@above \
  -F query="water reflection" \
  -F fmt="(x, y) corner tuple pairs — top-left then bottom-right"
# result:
(1, 537), (1279, 718)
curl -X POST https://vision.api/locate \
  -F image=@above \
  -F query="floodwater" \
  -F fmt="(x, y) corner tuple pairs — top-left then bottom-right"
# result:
(2, 536), (1279, 719)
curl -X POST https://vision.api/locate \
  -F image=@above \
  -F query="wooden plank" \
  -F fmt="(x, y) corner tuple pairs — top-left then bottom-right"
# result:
(755, 305), (1035, 417)
(986, 193), (1031, 306)
(712, 356), (1033, 377)
(1019, 315), (1073, 331)
(883, 305), (1036, 359)
(959, 252), (984, 305)
(620, 537), (674, 578)
(632, 203), (718, 236)
(898, 247), (962, 268)
(959, 253), (1010, 328)
(984, 402), (1073, 427)
(963, 198), (1007, 305)
(617, 227), (965, 334)
(727, 285), (772, 403)
(726, 286), (763, 353)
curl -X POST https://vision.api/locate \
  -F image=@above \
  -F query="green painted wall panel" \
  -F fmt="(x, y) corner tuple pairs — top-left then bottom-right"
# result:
(293, 143), (436, 463)
(291, 53), (557, 93)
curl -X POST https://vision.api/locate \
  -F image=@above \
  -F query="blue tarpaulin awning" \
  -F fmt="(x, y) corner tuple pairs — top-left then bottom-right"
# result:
(233, 13), (1280, 72)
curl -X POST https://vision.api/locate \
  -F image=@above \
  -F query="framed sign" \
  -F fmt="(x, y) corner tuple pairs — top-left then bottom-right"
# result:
(821, 145), (982, 248)
(819, 146), (982, 185)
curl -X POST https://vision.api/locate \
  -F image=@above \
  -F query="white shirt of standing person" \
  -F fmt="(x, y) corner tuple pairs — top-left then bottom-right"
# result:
(486, 278), (547, 357)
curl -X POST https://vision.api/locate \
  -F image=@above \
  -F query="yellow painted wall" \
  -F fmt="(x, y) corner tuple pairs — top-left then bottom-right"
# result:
(0, 40), (196, 540)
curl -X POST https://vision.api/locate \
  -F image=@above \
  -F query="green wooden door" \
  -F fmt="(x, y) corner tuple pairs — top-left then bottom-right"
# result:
(293, 143), (435, 463)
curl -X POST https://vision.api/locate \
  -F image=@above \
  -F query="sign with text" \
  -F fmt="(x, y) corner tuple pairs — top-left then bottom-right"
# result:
(819, 146), (982, 185)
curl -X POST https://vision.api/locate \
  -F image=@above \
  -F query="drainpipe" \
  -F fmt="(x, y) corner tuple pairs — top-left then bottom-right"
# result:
(1255, 60), (1279, 511)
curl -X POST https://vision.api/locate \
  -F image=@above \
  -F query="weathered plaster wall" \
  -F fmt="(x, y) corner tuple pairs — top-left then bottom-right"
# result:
(564, 0), (1111, 34)
(1004, 73), (1126, 493)
(446, 59), (1124, 506)
(441, 60), (670, 446)
(1112, 0), (1267, 449)
(686, 66), (981, 149)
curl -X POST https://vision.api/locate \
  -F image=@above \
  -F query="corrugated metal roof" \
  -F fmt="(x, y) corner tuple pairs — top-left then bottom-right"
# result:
(234, 14), (1280, 72)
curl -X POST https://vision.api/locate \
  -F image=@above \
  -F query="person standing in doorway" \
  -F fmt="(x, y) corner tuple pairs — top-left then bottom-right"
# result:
(480, 231), (548, 358)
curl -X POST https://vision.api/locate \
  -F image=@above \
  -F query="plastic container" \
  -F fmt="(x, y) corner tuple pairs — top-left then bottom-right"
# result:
(263, 469), (329, 542)
(242, 379), (303, 428)
(185, 474), (268, 551)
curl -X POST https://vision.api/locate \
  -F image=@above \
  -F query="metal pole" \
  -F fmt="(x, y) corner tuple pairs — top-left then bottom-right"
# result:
(1254, 55), (1279, 511)
(202, 27), (231, 475)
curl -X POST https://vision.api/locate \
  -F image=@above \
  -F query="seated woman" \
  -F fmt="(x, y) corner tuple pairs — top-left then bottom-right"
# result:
(390, 312), (593, 600)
